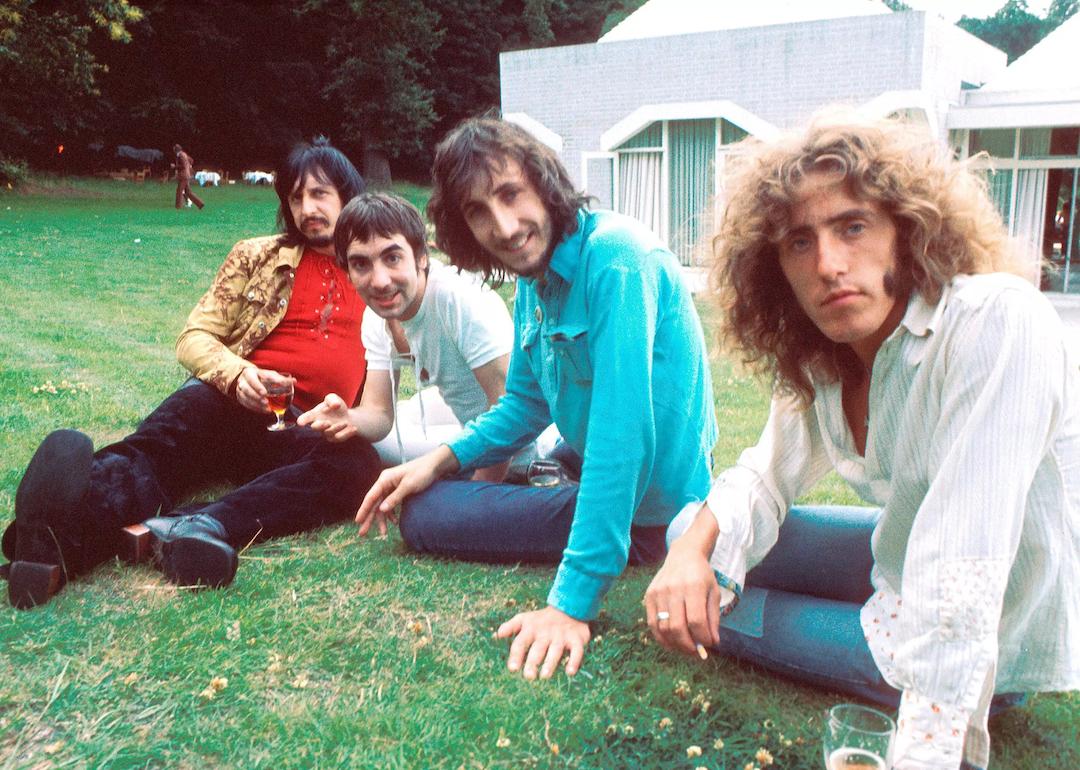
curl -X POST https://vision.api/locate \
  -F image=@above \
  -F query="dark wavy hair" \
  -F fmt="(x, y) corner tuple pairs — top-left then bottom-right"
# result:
(712, 110), (1026, 406)
(274, 136), (365, 245)
(427, 115), (590, 284)
(333, 192), (428, 272)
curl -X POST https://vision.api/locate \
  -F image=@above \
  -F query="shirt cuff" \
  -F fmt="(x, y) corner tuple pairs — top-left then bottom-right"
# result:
(892, 689), (969, 769)
(547, 561), (613, 621)
(704, 485), (750, 587)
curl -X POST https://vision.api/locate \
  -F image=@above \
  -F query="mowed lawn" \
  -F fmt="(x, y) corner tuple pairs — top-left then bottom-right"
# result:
(0, 179), (1075, 769)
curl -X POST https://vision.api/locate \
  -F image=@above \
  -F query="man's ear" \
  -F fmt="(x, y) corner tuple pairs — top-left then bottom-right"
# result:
(416, 249), (429, 273)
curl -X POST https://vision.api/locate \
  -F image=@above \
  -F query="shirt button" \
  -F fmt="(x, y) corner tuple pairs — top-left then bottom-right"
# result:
(278, 298), (286, 308)
(247, 291), (256, 301)
(258, 321), (266, 329)
(534, 307), (542, 322)
(289, 272), (295, 279)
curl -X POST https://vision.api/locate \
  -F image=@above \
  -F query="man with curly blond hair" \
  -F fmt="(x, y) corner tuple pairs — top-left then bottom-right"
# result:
(646, 113), (1079, 770)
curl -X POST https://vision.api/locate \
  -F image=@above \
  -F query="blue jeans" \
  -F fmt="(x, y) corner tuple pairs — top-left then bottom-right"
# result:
(72, 379), (380, 573)
(718, 506), (1023, 718)
(399, 479), (667, 566)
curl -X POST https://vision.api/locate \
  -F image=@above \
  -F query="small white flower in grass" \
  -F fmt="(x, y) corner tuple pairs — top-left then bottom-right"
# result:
(658, 717), (672, 729)
(622, 725), (634, 736)
(226, 620), (240, 641)
(713, 737), (725, 750)
(755, 748), (774, 766)
(686, 745), (702, 758)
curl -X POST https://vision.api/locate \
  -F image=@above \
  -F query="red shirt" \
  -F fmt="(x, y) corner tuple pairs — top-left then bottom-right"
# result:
(248, 247), (366, 411)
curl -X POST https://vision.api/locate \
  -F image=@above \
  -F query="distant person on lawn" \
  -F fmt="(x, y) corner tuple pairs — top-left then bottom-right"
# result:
(297, 191), (515, 482)
(645, 113), (1080, 770)
(3, 137), (380, 609)
(172, 143), (204, 210)
(356, 116), (718, 681)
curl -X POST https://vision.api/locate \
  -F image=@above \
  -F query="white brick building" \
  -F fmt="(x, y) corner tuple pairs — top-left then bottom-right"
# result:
(499, 0), (1080, 294)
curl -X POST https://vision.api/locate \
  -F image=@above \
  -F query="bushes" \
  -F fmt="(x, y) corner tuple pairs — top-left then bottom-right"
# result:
(0, 154), (30, 188)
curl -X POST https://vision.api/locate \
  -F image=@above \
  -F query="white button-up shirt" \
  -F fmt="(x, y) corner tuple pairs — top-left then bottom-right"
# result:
(702, 273), (1080, 769)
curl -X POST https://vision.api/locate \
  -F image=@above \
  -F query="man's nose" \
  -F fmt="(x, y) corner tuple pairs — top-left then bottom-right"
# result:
(492, 205), (517, 240)
(369, 261), (391, 289)
(816, 236), (848, 280)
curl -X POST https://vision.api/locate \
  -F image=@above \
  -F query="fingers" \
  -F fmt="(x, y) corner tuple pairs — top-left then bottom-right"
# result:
(356, 472), (399, 533)
(498, 609), (589, 680)
(236, 368), (269, 413)
(646, 588), (702, 656)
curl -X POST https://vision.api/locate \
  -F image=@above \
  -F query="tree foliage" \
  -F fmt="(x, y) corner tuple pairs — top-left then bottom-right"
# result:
(3, 0), (1076, 180)
(0, 0), (142, 165)
(957, 0), (1071, 62)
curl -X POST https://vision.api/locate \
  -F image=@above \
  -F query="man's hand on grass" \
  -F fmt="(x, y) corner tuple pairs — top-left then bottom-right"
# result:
(496, 605), (590, 680)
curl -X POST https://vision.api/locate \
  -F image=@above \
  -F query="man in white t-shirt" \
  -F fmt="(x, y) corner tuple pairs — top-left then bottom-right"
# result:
(298, 192), (514, 482)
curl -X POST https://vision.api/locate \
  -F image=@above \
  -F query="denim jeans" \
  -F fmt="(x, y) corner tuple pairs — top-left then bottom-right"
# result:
(715, 506), (1024, 717)
(399, 479), (667, 566)
(74, 379), (380, 572)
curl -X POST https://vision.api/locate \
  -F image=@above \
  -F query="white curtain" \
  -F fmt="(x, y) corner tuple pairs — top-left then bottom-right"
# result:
(618, 151), (662, 236)
(1013, 169), (1048, 282)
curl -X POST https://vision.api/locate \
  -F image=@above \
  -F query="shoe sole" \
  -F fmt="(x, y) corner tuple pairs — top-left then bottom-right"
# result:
(119, 524), (155, 564)
(162, 537), (237, 589)
(8, 561), (63, 609)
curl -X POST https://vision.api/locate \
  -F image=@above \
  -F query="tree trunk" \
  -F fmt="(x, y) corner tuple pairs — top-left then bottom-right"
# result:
(363, 148), (392, 189)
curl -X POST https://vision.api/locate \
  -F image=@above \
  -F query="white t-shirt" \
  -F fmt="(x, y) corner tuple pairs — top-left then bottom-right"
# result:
(362, 259), (513, 426)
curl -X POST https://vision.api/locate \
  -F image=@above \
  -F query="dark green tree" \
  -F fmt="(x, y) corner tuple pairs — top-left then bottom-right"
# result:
(958, 0), (1050, 62)
(0, 0), (142, 171)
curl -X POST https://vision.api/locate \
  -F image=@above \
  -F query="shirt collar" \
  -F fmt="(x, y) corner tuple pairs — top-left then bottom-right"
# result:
(896, 286), (947, 340)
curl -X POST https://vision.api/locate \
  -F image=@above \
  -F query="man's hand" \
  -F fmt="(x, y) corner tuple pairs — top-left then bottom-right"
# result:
(235, 367), (292, 415)
(355, 445), (460, 537)
(644, 507), (723, 657)
(297, 394), (356, 442)
(496, 605), (590, 680)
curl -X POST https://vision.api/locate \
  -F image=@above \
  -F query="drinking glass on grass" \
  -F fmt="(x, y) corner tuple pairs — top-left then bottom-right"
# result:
(822, 703), (895, 769)
(262, 372), (294, 431)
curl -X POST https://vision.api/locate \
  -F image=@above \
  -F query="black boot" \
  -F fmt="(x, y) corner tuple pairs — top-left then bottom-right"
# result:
(143, 513), (237, 589)
(8, 429), (94, 609)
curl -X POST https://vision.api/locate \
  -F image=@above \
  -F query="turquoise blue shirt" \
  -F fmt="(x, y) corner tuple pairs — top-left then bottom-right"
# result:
(448, 209), (718, 620)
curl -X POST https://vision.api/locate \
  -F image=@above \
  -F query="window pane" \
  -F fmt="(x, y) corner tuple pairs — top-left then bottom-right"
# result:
(1019, 128), (1051, 158)
(721, 119), (748, 145)
(1049, 126), (1080, 157)
(970, 128), (1015, 158)
(617, 122), (662, 150)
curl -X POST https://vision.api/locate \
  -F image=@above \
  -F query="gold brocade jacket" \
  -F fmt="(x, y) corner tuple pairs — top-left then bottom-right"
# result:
(175, 235), (302, 395)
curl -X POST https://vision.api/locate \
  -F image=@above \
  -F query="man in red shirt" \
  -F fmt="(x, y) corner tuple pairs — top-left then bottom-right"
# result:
(4, 138), (380, 608)
(172, 143), (205, 210)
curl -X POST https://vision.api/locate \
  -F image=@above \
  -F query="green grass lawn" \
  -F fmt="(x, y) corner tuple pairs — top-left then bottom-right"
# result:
(1, 178), (1075, 769)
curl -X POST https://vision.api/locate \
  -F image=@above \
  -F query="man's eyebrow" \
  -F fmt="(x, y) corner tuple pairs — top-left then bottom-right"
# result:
(824, 207), (875, 225)
(346, 243), (404, 260)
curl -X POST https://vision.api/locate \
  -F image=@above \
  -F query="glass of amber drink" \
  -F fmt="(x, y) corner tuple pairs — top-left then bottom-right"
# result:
(822, 703), (894, 770)
(263, 373), (294, 431)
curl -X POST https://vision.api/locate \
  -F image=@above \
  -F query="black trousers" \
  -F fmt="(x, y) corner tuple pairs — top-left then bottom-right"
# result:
(77, 379), (380, 572)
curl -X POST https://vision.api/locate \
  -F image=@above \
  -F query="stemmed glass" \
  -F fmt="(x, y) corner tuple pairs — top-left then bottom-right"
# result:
(263, 373), (294, 432)
(822, 703), (895, 769)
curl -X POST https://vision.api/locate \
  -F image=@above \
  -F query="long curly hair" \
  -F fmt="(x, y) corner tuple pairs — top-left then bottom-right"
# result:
(712, 111), (1026, 406)
(427, 115), (590, 285)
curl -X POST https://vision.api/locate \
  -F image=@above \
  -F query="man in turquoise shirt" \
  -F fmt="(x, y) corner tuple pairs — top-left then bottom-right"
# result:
(356, 116), (717, 680)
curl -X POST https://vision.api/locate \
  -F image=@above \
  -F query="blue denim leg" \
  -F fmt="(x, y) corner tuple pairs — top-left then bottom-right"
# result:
(718, 505), (899, 707)
(717, 506), (1028, 714)
(399, 479), (666, 565)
